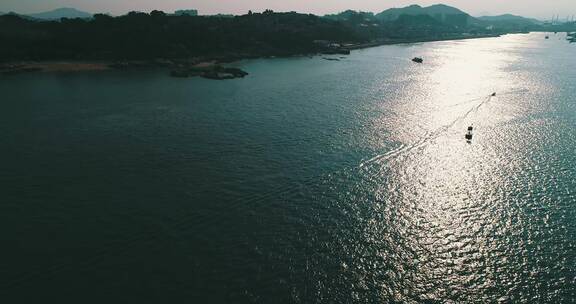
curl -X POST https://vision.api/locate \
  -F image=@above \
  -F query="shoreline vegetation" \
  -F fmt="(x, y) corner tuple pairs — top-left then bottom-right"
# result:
(1, 4), (573, 79)
(0, 33), (503, 78)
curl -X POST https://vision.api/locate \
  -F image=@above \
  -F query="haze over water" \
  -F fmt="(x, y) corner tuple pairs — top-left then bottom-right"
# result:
(1, 32), (575, 302)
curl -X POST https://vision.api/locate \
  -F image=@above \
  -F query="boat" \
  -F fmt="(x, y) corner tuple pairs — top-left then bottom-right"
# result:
(491, 92), (497, 97)
(545, 35), (549, 39)
(465, 126), (473, 140)
(412, 57), (423, 63)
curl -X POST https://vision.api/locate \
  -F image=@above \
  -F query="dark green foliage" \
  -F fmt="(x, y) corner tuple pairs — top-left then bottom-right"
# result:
(0, 7), (536, 63)
(394, 14), (442, 26)
(324, 10), (376, 24)
(375, 4), (468, 21)
(0, 12), (361, 61)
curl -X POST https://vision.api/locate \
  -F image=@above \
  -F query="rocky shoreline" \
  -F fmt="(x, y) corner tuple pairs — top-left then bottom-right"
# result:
(0, 60), (249, 80)
(170, 63), (249, 80)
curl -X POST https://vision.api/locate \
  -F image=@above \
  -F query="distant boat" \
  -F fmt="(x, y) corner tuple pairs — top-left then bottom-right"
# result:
(412, 57), (423, 63)
(465, 126), (473, 140)
(545, 35), (549, 39)
(491, 92), (497, 97)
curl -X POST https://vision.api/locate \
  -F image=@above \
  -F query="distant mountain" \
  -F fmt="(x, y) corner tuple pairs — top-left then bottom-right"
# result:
(376, 4), (466, 20)
(478, 14), (541, 26)
(27, 8), (92, 20)
(375, 4), (482, 27)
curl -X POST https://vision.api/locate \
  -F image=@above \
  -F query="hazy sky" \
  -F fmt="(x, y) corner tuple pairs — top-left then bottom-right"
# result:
(1, 0), (575, 19)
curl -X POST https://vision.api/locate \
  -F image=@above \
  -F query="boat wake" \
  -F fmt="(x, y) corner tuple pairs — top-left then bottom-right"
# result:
(359, 92), (501, 169)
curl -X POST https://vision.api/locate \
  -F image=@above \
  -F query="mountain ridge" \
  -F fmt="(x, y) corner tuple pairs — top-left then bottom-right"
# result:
(333, 4), (543, 28)
(4, 5), (545, 22)
(27, 7), (92, 20)
(2, 4), (546, 27)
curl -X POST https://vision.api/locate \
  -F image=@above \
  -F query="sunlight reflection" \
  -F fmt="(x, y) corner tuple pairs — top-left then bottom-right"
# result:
(355, 33), (554, 301)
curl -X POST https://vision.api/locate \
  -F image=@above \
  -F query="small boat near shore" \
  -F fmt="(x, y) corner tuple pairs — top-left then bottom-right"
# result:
(465, 126), (473, 141)
(412, 57), (423, 63)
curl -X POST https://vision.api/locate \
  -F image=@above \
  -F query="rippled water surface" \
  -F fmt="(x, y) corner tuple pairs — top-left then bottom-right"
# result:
(1, 33), (575, 302)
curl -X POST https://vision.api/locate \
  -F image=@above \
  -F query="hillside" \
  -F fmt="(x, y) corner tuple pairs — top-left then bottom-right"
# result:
(0, 11), (361, 62)
(376, 4), (466, 20)
(324, 10), (375, 22)
(376, 4), (481, 27)
(1, 12), (37, 20)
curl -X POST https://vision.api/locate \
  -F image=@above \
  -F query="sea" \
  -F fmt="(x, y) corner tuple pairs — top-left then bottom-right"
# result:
(1, 32), (575, 302)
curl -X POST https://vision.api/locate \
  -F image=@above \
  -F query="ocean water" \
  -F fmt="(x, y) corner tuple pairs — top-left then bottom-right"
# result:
(1, 32), (575, 302)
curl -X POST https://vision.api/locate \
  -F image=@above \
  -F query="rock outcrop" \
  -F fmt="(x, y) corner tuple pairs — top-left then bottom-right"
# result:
(170, 64), (248, 80)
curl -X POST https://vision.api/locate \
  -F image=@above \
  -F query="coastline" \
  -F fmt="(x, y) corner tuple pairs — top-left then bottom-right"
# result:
(0, 33), (508, 76)
(342, 33), (503, 50)
(0, 62), (112, 74)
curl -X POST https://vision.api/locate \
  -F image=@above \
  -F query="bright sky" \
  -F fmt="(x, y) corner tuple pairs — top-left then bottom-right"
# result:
(1, 0), (575, 19)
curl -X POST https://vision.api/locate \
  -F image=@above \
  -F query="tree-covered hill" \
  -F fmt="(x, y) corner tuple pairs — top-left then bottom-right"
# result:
(0, 11), (363, 61)
(0, 5), (556, 63)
